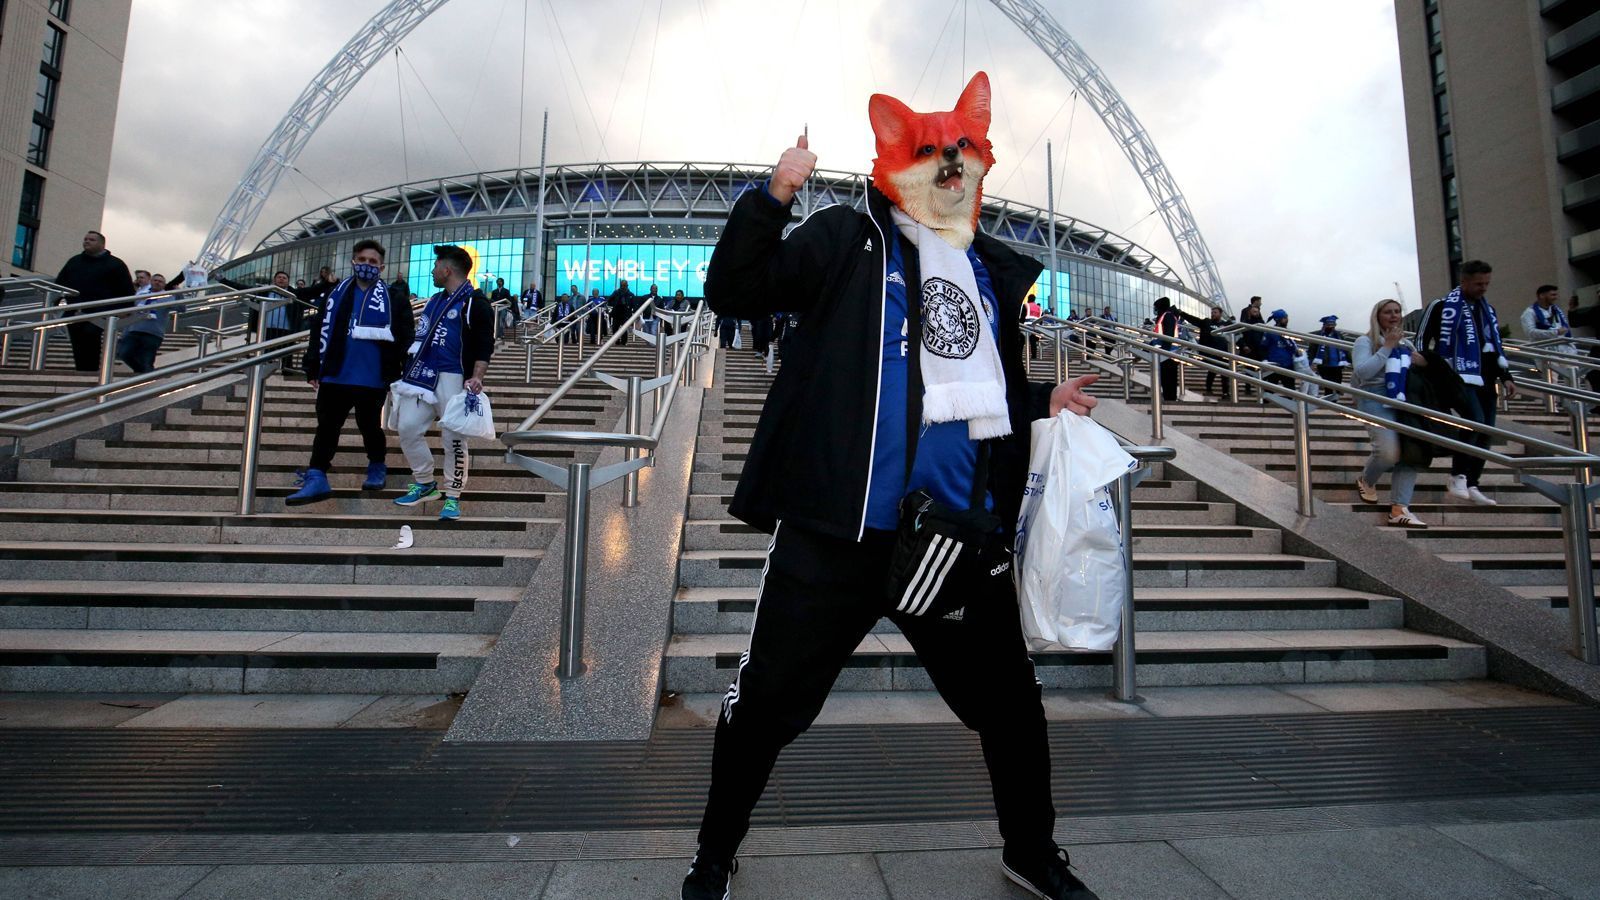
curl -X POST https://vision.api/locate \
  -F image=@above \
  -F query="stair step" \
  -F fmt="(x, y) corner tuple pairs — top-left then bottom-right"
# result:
(0, 541), (542, 586)
(0, 628), (493, 693)
(663, 628), (1486, 692)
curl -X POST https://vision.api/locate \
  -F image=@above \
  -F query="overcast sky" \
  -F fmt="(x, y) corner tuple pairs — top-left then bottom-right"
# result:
(103, 0), (1418, 326)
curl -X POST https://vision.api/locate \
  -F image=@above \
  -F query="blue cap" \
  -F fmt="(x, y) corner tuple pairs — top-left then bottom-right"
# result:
(1320, 315), (1338, 325)
(1270, 309), (1288, 321)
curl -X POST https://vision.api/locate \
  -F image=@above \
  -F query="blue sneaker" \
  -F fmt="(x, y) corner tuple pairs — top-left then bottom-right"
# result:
(285, 468), (332, 506)
(362, 461), (388, 491)
(394, 482), (441, 507)
(438, 497), (461, 521)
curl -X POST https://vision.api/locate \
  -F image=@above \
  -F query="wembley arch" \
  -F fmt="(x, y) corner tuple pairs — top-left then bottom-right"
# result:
(197, 0), (1229, 309)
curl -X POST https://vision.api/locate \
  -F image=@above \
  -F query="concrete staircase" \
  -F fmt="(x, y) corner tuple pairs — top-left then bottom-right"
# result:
(1143, 361), (1597, 634)
(0, 335), (666, 694)
(663, 340), (1488, 709)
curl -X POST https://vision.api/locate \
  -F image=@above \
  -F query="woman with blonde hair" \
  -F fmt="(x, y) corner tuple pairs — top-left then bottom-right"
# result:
(1350, 298), (1428, 528)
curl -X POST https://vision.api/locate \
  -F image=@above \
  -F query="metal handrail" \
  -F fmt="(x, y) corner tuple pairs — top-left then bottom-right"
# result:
(1070, 315), (1600, 663)
(499, 299), (713, 679)
(1202, 317), (1600, 413)
(1109, 442), (1177, 702)
(0, 284), (290, 337)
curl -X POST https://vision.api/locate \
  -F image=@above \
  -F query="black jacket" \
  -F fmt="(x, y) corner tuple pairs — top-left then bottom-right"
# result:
(1397, 349), (1470, 467)
(56, 251), (135, 303)
(706, 184), (1051, 541)
(303, 281), (419, 385)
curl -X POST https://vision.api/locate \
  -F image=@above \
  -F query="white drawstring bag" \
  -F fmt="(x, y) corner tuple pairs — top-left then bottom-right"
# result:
(440, 390), (497, 441)
(1013, 411), (1136, 651)
(1292, 351), (1320, 398)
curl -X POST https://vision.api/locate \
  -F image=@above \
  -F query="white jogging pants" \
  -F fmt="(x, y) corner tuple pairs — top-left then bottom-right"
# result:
(395, 372), (470, 498)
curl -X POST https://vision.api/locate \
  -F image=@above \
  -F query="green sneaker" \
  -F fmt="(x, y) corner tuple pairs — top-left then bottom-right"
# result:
(394, 482), (441, 506)
(438, 497), (461, 521)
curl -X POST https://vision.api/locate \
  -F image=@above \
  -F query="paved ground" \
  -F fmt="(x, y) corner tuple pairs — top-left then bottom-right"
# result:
(3, 812), (1596, 898)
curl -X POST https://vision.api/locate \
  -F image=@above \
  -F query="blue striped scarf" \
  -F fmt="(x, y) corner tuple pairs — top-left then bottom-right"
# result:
(1384, 345), (1411, 401)
(1533, 303), (1567, 332)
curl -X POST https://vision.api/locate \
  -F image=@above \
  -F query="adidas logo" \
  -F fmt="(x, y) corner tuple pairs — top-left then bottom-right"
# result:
(864, 237), (873, 252)
(941, 607), (965, 621)
(887, 272), (905, 285)
(989, 561), (1011, 576)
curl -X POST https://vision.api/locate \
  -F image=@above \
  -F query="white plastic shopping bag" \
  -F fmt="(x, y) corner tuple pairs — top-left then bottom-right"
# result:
(440, 390), (497, 440)
(1292, 351), (1320, 398)
(1013, 411), (1136, 651)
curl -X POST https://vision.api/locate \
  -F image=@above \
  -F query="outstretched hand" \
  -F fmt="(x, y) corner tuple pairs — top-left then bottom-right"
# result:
(1050, 374), (1099, 417)
(768, 132), (816, 205)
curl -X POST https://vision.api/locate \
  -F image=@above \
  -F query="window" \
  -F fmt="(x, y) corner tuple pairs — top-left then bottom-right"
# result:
(47, 0), (68, 23)
(13, 171), (43, 269)
(41, 24), (63, 69)
(1444, 175), (1458, 215)
(1439, 132), (1455, 173)
(29, 25), (62, 168)
(1447, 216), (1463, 263)
(26, 121), (49, 167)
(1431, 51), (1447, 93)
(1434, 89), (1450, 132)
(1427, 10), (1441, 48)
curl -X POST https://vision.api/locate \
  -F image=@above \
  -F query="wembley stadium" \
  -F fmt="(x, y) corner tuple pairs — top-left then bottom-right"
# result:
(213, 161), (1213, 323)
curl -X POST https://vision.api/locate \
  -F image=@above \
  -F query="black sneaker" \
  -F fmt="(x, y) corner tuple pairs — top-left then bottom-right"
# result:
(681, 855), (736, 900)
(1002, 847), (1099, 899)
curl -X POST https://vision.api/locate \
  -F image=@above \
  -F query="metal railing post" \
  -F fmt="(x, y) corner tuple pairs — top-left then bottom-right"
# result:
(557, 461), (592, 678)
(1054, 330), (1066, 385)
(1545, 362), (1560, 415)
(29, 322), (47, 370)
(654, 305), (667, 418)
(1110, 468), (1140, 702)
(623, 375), (643, 508)
(215, 305), (226, 333)
(96, 314), (119, 396)
(1293, 397), (1315, 516)
(524, 340), (535, 384)
(1561, 481), (1599, 665)
(557, 332), (568, 379)
(236, 304), (271, 516)
(1119, 355), (1133, 402)
(1148, 351), (1164, 441)
(1226, 333), (1240, 404)
(0, 316), (10, 368)
(577, 312), (587, 359)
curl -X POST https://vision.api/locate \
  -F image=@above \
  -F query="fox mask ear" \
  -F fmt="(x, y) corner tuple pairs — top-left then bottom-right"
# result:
(868, 93), (915, 157)
(955, 71), (991, 134)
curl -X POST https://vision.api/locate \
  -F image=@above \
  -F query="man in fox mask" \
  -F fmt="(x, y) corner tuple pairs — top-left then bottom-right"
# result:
(684, 73), (1100, 900)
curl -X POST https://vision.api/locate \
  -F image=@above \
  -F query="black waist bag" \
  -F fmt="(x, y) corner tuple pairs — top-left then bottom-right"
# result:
(883, 243), (1013, 619)
(885, 443), (1012, 618)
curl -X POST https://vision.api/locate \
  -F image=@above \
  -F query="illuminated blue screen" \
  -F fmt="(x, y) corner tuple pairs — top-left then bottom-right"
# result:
(406, 238), (525, 299)
(1031, 269), (1072, 316)
(555, 243), (713, 298)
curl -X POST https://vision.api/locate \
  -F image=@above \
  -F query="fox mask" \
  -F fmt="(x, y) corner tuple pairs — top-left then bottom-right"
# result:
(869, 72), (995, 250)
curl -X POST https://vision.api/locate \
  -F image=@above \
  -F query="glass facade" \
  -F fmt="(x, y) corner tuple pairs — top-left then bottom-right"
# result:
(29, 24), (63, 168)
(217, 171), (1212, 326)
(404, 237), (525, 299)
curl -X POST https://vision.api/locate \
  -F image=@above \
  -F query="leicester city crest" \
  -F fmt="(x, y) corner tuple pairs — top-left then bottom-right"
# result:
(921, 278), (980, 360)
(418, 315), (429, 332)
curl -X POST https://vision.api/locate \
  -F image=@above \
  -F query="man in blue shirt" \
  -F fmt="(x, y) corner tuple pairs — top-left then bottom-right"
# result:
(287, 240), (414, 505)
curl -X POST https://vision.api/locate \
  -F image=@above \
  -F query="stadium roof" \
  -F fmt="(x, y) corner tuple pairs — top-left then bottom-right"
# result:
(255, 162), (1187, 287)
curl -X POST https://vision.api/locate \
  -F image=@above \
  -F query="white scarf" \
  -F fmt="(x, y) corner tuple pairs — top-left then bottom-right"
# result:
(891, 208), (1011, 440)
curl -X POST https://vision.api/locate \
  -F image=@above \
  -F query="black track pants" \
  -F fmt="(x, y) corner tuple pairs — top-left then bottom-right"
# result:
(695, 523), (1057, 860)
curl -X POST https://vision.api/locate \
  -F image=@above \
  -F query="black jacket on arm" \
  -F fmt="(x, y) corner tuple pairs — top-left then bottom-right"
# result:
(706, 184), (1051, 542)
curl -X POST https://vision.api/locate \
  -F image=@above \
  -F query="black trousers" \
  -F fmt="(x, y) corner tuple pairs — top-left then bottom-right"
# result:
(309, 383), (387, 473)
(1158, 358), (1180, 401)
(1452, 383), (1498, 486)
(67, 321), (103, 371)
(696, 523), (1057, 860)
(1316, 365), (1345, 386)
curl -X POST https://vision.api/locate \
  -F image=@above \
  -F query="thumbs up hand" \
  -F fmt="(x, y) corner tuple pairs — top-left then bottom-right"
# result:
(768, 132), (816, 205)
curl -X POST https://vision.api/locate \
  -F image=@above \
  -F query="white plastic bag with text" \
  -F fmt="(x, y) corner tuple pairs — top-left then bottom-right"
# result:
(1013, 411), (1136, 651)
(440, 390), (496, 441)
